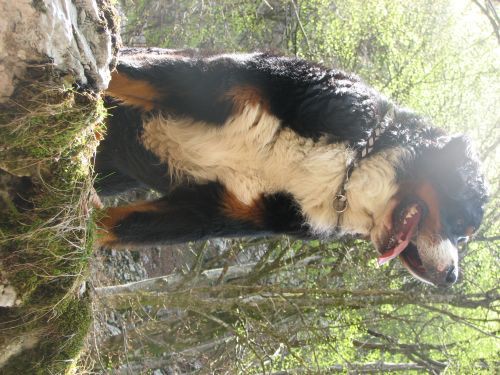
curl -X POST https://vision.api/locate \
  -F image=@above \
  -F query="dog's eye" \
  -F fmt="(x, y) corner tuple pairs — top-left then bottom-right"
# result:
(452, 218), (466, 235)
(456, 235), (469, 252)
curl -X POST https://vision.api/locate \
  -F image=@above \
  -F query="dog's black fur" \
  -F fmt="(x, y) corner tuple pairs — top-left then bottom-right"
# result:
(96, 48), (488, 286)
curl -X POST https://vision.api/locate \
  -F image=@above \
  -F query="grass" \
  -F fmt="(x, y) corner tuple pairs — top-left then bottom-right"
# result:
(0, 67), (104, 374)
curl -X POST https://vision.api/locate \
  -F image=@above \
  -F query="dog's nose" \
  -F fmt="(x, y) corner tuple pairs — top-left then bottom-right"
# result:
(444, 265), (458, 285)
(433, 265), (458, 287)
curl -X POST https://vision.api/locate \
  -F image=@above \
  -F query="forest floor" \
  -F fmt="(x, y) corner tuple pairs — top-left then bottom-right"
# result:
(84, 230), (235, 373)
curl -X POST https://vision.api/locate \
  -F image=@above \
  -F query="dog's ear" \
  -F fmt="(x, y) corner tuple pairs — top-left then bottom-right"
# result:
(428, 134), (488, 209)
(429, 135), (481, 177)
(420, 135), (471, 186)
(436, 135), (472, 160)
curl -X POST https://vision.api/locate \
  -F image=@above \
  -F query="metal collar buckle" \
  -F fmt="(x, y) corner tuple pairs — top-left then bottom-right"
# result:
(333, 103), (395, 221)
(334, 194), (347, 213)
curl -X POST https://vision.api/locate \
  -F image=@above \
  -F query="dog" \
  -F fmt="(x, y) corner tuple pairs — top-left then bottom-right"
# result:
(95, 48), (488, 287)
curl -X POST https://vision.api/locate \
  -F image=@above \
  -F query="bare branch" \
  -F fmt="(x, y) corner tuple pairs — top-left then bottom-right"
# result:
(472, 0), (500, 44)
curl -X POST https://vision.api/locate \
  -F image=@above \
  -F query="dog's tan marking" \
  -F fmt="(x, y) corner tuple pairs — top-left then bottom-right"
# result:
(415, 181), (442, 234)
(106, 71), (162, 111)
(97, 202), (160, 246)
(221, 190), (265, 226)
(225, 85), (269, 114)
(465, 226), (475, 237)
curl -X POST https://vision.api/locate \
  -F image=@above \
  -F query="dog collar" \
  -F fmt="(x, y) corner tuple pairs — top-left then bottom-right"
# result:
(334, 103), (395, 214)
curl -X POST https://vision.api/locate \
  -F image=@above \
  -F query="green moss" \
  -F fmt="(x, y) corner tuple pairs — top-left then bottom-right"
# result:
(0, 68), (103, 373)
(48, 296), (93, 374)
(1, 295), (92, 374)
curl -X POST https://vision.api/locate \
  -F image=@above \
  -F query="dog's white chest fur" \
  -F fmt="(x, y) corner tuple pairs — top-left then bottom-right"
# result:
(142, 105), (401, 236)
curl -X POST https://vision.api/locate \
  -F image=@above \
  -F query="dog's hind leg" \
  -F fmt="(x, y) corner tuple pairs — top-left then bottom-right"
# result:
(105, 52), (250, 125)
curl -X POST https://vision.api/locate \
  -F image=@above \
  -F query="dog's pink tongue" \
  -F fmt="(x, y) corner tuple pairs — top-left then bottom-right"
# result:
(377, 205), (421, 266)
(377, 238), (411, 266)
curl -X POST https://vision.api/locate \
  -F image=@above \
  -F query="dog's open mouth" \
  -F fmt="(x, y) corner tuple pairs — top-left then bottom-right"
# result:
(377, 202), (427, 279)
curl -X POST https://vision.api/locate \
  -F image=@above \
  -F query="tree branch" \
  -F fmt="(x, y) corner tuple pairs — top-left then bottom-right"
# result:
(472, 0), (500, 44)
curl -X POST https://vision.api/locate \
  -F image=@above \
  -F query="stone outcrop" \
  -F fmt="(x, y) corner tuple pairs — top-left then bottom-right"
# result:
(0, 0), (118, 102)
(0, 1), (118, 369)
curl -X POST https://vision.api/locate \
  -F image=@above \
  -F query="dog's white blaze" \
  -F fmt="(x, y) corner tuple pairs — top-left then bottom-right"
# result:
(142, 105), (402, 236)
(417, 237), (458, 274)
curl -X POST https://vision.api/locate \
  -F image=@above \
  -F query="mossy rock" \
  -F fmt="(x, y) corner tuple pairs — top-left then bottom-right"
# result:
(0, 67), (104, 373)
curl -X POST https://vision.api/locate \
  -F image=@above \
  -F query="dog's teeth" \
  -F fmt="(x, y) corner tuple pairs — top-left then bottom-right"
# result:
(403, 206), (419, 221)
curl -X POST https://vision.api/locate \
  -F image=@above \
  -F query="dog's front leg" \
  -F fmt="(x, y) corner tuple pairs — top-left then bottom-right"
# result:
(97, 182), (262, 248)
(97, 182), (308, 248)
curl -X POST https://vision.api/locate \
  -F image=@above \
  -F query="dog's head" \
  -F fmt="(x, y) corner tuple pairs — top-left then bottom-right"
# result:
(370, 135), (488, 286)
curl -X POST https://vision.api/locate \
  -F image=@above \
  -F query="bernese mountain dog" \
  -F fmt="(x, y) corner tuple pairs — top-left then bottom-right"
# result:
(95, 48), (488, 287)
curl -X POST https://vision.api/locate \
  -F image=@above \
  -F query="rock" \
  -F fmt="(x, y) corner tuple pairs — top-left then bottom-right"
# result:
(0, 0), (119, 103)
(0, 331), (40, 368)
(0, 262), (19, 308)
(78, 281), (87, 297)
(0, 285), (18, 308)
(105, 322), (122, 336)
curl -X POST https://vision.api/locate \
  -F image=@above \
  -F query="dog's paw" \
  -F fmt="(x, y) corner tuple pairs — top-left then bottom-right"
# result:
(89, 187), (103, 209)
